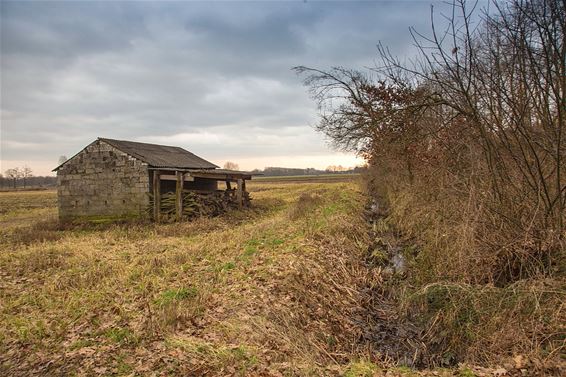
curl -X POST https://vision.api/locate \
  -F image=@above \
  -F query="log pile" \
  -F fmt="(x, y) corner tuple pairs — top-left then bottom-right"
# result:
(148, 189), (251, 221)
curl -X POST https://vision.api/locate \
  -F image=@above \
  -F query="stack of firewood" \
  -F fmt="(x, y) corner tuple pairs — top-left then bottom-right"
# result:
(147, 189), (250, 221)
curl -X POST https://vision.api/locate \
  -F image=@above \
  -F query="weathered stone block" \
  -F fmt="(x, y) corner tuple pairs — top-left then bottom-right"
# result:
(56, 139), (150, 220)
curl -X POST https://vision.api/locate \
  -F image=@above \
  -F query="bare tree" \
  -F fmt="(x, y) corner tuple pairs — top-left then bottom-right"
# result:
(294, 65), (433, 182)
(296, 0), (565, 283)
(58, 155), (68, 165)
(373, 0), (566, 229)
(223, 161), (239, 170)
(21, 166), (33, 188)
(326, 165), (348, 172)
(4, 168), (21, 189)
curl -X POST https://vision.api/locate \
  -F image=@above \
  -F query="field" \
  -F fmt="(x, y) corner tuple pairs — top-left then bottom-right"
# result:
(252, 174), (360, 184)
(4, 178), (554, 376)
(0, 178), (396, 376)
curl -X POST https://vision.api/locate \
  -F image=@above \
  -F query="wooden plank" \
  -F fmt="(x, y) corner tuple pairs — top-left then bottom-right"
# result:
(189, 172), (252, 180)
(176, 171), (183, 222)
(153, 170), (161, 222)
(236, 178), (243, 208)
(158, 174), (195, 181)
(189, 189), (225, 194)
(159, 174), (177, 180)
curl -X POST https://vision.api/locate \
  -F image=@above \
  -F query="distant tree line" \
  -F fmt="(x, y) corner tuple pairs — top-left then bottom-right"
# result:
(222, 160), (365, 176)
(251, 166), (366, 176)
(0, 167), (56, 189)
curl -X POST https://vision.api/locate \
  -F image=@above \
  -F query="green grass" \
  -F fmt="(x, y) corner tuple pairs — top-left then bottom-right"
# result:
(458, 368), (476, 377)
(344, 360), (380, 377)
(156, 287), (199, 306)
(104, 327), (137, 345)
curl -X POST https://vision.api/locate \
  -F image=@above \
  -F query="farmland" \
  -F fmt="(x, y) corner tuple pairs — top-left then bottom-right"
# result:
(0, 178), (391, 376)
(3, 178), (561, 376)
(252, 173), (360, 184)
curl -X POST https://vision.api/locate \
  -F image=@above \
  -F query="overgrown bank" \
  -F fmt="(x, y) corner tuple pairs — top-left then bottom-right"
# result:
(296, 0), (566, 370)
(362, 172), (565, 371)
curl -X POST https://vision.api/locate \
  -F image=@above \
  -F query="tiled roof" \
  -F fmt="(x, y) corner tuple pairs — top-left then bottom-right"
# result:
(99, 138), (219, 169)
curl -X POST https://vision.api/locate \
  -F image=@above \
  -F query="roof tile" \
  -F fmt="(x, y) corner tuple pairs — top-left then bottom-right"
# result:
(99, 138), (218, 169)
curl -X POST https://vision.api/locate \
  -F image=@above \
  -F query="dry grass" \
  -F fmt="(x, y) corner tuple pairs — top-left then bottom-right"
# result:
(0, 180), (385, 376)
(0, 190), (57, 232)
(0, 190), (57, 215)
(2, 181), (556, 375)
(370, 172), (566, 369)
(253, 173), (361, 184)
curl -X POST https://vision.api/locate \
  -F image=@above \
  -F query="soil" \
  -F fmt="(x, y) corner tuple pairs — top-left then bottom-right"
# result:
(355, 198), (428, 367)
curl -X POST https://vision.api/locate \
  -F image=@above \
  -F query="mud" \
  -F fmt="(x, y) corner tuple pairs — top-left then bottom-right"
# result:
(353, 198), (428, 367)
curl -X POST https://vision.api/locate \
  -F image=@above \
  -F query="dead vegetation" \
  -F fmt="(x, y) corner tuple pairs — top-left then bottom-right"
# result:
(1, 179), (561, 375)
(288, 192), (323, 220)
(296, 0), (565, 370)
(0, 181), (381, 376)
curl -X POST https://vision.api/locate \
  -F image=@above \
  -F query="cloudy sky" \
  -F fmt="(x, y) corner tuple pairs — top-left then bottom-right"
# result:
(1, 0), (456, 176)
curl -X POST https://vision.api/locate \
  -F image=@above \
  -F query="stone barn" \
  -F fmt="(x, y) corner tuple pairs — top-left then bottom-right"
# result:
(53, 138), (253, 221)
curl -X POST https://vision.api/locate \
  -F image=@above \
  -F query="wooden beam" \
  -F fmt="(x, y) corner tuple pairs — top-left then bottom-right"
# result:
(188, 172), (252, 180)
(153, 170), (161, 222)
(158, 174), (194, 181)
(236, 178), (243, 208)
(242, 179), (247, 206)
(176, 171), (184, 222)
(147, 168), (254, 180)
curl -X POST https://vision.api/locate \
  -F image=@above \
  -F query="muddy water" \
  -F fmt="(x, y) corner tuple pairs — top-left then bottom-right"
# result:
(353, 198), (427, 367)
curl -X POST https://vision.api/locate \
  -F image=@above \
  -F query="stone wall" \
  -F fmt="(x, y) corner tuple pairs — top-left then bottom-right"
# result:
(57, 140), (150, 220)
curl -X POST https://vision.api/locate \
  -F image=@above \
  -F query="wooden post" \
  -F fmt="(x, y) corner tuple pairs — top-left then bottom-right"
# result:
(242, 179), (247, 207)
(226, 180), (231, 190)
(236, 178), (243, 208)
(176, 171), (183, 222)
(153, 170), (161, 222)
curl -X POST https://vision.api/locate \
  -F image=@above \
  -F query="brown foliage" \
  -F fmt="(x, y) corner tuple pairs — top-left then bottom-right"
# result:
(297, 0), (565, 365)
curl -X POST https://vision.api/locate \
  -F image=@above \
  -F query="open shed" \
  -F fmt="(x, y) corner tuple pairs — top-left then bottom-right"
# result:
(53, 138), (254, 221)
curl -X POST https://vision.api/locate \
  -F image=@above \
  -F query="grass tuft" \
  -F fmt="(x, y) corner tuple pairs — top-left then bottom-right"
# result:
(156, 287), (198, 306)
(344, 360), (380, 377)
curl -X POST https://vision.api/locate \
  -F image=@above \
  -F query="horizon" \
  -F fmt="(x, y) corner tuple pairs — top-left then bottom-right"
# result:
(3, 138), (365, 176)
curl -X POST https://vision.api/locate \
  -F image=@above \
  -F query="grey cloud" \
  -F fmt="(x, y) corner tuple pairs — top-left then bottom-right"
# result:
(1, 0), (464, 172)
(1, 1), (147, 58)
